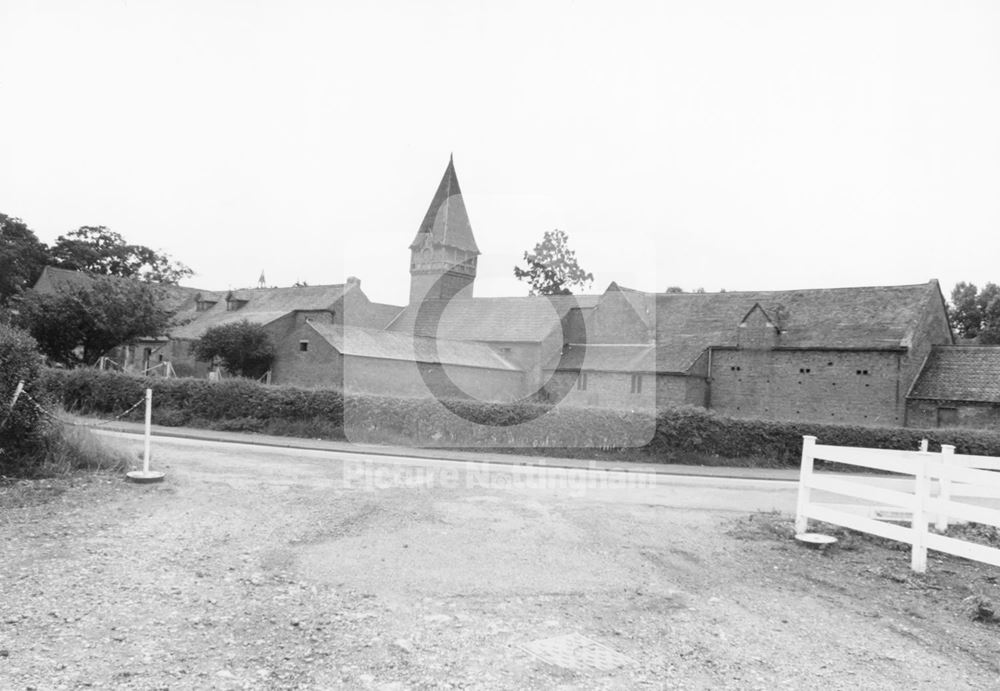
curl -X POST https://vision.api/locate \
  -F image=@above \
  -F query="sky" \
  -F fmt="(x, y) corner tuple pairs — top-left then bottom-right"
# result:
(1, 0), (998, 306)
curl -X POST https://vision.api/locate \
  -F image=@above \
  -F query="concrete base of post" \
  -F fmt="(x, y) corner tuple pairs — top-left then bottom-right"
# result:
(126, 470), (165, 484)
(795, 533), (837, 549)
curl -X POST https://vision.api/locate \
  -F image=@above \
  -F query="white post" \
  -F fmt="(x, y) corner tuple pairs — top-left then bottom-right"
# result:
(937, 445), (955, 532)
(919, 439), (928, 452)
(143, 388), (152, 474)
(911, 454), (929, 573)
(9, 380), (25, 411)
(795, 436), (817, 534)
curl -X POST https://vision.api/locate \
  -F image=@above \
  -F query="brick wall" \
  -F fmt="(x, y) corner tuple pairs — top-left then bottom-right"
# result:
(271, 323), (343, 388)
(543, 370), (655, 410)
(709, 349), (903, 425)
(656, 373), (707, 408)
(906, 399), (1000, 430)
(344, 357), (524, 402)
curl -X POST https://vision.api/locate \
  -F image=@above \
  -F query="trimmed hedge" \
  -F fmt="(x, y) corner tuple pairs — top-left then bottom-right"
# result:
(645, 405), (1000, 464)
(39, 368), (345, 431)
(37, 367), (1000, 467)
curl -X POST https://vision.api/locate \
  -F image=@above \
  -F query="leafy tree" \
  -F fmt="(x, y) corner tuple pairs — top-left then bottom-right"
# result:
(513, 229), (594, 296)
(0, 214), (49, 305)
(12, 277), (172, 366)
(191, 320), (275, 378)
(950, 282), (1000, 343)
(664, 286), (684, 294)
(49, 226), (192, 284)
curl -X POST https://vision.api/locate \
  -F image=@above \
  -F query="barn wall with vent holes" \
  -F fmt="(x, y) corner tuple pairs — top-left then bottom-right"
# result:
(708, 349), (903, 425)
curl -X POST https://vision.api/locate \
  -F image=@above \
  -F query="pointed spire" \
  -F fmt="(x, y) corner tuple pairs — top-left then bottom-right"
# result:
(409, 156), (480, 254)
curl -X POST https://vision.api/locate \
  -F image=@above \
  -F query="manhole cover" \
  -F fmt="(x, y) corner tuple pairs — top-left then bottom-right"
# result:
(520, 632), (636, 672)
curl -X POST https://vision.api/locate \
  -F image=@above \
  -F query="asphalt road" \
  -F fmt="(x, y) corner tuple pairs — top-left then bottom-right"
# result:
(100, 430), (803, 514)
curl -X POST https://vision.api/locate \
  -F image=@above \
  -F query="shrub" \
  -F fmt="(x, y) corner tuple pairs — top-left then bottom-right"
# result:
(0, 324), (46, 474)
(191, 320), (275, 378)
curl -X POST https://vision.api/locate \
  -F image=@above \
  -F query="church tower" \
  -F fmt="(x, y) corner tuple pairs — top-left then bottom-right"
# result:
(408, 156), (480, 305)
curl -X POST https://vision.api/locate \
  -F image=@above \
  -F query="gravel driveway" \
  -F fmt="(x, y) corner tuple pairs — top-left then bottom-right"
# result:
(2, 434), (999, 689)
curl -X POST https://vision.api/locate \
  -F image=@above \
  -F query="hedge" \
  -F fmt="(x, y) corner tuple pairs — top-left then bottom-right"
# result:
(37, 367), (1000, 467)
(0, 325), (47, 474)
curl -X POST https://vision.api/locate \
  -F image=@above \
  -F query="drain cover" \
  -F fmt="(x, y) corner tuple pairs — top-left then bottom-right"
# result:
(520, 632), (636, 672)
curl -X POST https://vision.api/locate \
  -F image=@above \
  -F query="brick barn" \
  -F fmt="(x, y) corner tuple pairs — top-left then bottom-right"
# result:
(546, 280), (954, 426)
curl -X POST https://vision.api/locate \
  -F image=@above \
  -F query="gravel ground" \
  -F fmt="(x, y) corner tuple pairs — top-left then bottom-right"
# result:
(2, 435), (1000, 690)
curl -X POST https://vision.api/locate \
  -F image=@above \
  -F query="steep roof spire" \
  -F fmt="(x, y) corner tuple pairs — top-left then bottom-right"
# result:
(409, 156), (480, 254)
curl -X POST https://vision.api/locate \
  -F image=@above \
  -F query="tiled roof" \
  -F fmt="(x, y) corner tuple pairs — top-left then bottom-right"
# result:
(387, 294), (601, 342)
(545, 344), (655, 373)
(409, 156), (480, 254)
(308, 323), (520, 371)
(170, 284), (347, 339)
(908, 346), (1000, 402)
(650, 282), (940, 371)
(354, 302), (405, 330)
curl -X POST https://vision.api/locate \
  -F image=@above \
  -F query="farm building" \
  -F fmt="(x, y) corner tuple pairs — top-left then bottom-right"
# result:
(906, 346), (1000, 429)
(29, 157), (1000, 430)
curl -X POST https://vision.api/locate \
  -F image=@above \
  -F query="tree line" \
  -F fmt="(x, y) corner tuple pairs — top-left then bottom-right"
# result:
(0, 213), (192, 305)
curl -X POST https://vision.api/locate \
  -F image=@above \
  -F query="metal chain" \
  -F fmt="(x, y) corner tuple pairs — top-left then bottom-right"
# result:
(17, 389), (147, 429)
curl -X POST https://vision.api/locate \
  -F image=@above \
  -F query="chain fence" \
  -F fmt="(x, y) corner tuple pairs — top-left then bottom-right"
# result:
(3, 381), (147, 431)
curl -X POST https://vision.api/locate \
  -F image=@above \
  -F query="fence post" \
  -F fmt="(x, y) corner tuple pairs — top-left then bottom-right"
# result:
(9, 380), (25, 411)
(126, 388), (164, 483)
(919, 439), (928, 452)
(143, 388), (152, 474)
(795, 435), (817, 534)
(911, 454), (929, 573)
(936, 445), (955, 532)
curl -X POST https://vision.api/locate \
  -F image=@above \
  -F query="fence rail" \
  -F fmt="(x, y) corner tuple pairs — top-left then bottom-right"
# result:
(795, 435), (1000, 573)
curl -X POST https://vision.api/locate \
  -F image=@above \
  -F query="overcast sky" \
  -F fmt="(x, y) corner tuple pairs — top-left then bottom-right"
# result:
(2, 1), (998, 306)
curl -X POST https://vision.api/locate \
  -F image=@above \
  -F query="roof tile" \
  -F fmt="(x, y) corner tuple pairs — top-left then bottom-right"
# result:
(909, 346), (1000, 402)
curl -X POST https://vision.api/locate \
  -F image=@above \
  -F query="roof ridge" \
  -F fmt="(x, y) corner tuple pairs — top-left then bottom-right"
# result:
(654, 281), (936, 297)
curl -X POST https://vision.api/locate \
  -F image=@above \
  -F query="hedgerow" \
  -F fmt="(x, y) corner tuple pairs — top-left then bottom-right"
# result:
(37, 367), (1000, 467)
(0, 324), (47, 474)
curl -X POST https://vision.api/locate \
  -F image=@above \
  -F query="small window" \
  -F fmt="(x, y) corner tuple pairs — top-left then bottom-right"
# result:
(299, 341), (309, 352)
(630, 374), (643, 394)
(577, 372), (588, 391)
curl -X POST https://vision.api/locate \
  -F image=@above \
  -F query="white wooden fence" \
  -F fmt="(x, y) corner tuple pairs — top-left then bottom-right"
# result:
(795, 435), (1000, 573)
